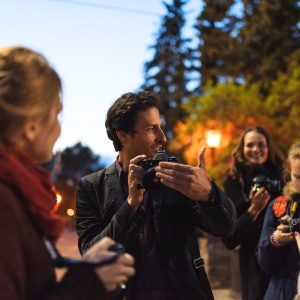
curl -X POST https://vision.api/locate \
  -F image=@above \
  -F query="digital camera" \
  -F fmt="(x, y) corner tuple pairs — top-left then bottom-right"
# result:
(280, 218), (300, 232)
(252, 175), (282, 195)
(138, 150), (178, 192)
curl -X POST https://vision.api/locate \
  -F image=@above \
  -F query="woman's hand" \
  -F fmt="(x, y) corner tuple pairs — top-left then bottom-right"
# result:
(273, 215), (295, 244)
(82, 237), (135, 292)
(248, 187), (270, 221)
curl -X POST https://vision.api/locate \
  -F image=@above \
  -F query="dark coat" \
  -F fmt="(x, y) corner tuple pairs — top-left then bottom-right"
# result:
(76, 162), (237, 300)
(0, 182), (109, 300)
(222, 163), (283, 300)
(256, 182), (300, 300)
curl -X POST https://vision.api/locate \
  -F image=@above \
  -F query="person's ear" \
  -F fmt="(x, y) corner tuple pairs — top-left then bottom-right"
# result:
(23, 120), (38, 142)
(116, 130), (128, 145)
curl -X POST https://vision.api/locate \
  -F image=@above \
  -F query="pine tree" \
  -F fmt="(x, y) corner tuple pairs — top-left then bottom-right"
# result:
(194, 0), (238, 88)
(141, 0), (196, 146)
(233, 0), (300, 93)
(195, 0), (300, 93)
(53, 142), (105, 223)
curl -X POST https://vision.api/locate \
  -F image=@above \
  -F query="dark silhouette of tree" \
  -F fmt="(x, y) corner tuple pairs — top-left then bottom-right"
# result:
(141, 0), (197, 152)
(233, 0), (300, 94)
(194, 0), (300, 95)
(194, 0), (239, 88)
(56, 142), (104, 180)
(53, 142), (105, 225)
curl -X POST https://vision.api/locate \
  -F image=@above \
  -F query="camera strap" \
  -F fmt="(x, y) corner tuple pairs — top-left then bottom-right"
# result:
(290, 199), (298, 218)
(186, 230), (214, 300)
(42, 236), (123, 268)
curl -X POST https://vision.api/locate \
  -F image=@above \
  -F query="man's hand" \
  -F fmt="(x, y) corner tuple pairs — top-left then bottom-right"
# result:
(155, 147), (212, 201)
(127, 155), (146, 210)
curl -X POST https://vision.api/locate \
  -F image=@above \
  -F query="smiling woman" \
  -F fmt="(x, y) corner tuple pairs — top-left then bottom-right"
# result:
(222, 126), (285, 300)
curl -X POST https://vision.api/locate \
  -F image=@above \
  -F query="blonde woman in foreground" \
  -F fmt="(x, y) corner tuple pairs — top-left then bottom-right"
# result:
(0, 46), (135, 300)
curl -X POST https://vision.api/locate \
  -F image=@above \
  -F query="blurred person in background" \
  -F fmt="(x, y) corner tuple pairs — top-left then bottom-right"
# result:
(257, 143), (300, 300)
(0, 46), (135, 299)
(222, 126), (284, 300)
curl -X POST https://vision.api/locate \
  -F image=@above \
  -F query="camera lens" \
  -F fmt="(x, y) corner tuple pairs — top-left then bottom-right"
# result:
(142, 167), (163, 191)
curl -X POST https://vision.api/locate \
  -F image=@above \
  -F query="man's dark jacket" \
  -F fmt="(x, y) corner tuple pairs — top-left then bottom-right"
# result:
(76, 163), (237, 300)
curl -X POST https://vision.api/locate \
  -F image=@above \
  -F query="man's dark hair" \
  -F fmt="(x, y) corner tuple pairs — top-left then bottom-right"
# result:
(105, 91), (159, 152)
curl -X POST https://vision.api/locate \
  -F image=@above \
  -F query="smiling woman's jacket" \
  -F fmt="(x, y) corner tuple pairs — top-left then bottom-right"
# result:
(76, 162), (237, 300)
(222, 162), (283, 300)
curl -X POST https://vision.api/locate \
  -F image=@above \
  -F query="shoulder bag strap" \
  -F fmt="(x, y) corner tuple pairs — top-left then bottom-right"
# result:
(187, 229), (214, 300)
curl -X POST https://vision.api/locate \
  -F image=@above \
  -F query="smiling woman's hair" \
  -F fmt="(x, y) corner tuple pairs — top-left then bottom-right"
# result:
(225, 126), (284, 179)
(105, 91), (159, 152)
(0, 46), (62, 146)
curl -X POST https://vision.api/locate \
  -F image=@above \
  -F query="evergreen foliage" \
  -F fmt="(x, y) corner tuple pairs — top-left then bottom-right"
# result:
(52, 142), (105, 224)
(172, 65), (300, 184)
(141, 0), (196, 146)
(194, 0), (239, 88)
(233, 0), (300, 93)
(143, 0), (300, 171)
(56, 142), (104, 181)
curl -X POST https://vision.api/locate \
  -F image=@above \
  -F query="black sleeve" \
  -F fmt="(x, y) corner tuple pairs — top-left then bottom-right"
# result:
(75, 172), (146, 254)
(222, 176), (258, 250)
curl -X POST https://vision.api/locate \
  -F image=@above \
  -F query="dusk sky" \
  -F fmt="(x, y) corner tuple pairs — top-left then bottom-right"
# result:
(1, 0), (202, 164)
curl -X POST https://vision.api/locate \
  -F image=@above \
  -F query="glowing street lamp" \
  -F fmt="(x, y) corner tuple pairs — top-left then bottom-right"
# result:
(206, 130), (221, 149)
(205, 130), (221, 161)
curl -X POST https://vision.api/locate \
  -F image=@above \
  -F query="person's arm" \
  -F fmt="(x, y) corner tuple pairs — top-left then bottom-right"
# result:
(256, 200), (287, 274)
(295, 231), (300, 252)
(190, 182), (237, 237)
(43, 265), (110, 300)
(155, 147), (237, 237)
(223, 176), (249, 215)
(222, 176), (270, 250)
(76, 171), (146, 254)
(294, 232), (300, 300)
(45, 238), (135, 300)
(42, 238), (135, 300)
(0, 185), (109, 300)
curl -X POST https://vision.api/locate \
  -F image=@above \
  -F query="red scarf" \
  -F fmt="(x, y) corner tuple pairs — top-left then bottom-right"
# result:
(0, 147), (64, 241)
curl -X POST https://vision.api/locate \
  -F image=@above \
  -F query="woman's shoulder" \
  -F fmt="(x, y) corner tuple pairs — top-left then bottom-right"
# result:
(0, 182), (19, 203)
(0, 181), (24, 220)
(271, 195), (289, 217)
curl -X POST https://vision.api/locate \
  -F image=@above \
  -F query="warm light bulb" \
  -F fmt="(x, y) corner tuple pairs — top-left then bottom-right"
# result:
(206, 130), (221, 148)
(67, 209), (75, 216)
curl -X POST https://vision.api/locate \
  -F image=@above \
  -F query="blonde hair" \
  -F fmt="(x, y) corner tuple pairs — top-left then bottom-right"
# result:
(0, 46), (62, 145)
(283, 143), (300, 182)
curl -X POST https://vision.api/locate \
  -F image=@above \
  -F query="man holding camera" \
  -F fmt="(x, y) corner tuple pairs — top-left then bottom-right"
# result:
(75, 91), (237, 300)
